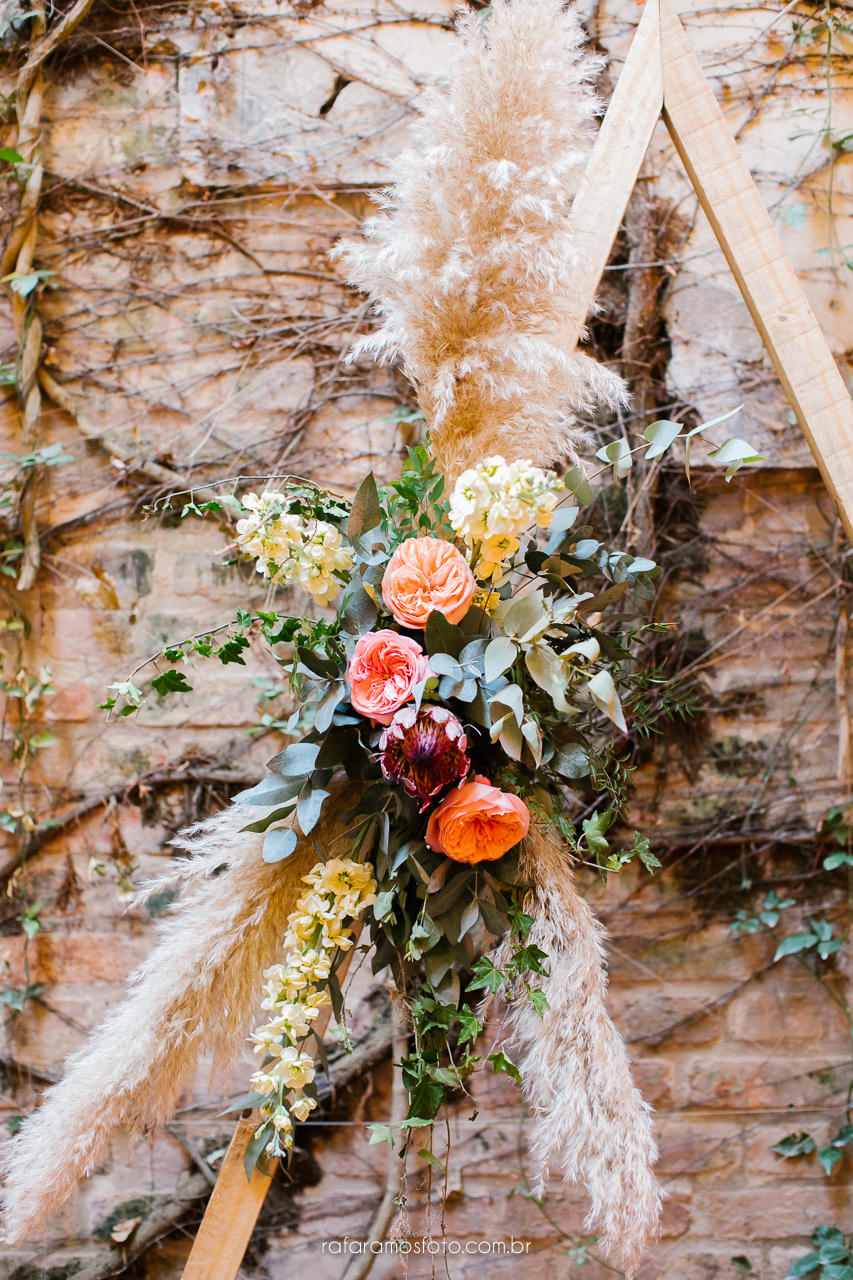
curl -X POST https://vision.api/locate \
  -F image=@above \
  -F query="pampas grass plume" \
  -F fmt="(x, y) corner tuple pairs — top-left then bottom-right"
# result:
(334, 0), (627, 480)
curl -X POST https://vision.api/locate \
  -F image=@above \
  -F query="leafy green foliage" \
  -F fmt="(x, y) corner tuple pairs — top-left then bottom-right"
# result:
(787, 1227), (853, 1279)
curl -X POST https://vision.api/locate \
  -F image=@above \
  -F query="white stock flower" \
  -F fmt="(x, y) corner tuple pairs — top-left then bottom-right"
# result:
(234, 490), (354, 605)
(448, 456), (563, 579)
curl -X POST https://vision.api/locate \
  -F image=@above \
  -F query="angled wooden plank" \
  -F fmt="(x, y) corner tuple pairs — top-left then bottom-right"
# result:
(182, 939), (360, 1280)
(180, 1110), (277, 1280)
(659, 0), (853, 542)
(558, 0), (663, 343)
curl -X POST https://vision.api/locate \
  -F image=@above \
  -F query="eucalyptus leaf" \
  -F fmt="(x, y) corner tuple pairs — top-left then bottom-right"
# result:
(643, 419), (683, 460)
(484, 636), (517, 683)
(588, 669), (628, 733)
(552, 743), (590, 779)
(341, 580), (378, 634)
(347, 472), (381, 538)
(266, 741), (321, 778)
(241, 803), (297, 833)
(243, 1123), (273, 1180)
(425, 611), (465, 657)
(297, 787), (330, 836)
(234, 773), (301, 806)
(458, 898), (480, 941)
(427, 652), (463, 678)
(262, 827), (299, 863)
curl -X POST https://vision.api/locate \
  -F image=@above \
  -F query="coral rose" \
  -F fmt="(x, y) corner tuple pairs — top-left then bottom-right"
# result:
(347, 629), (429, 725)
(425, 775), (530, 863)
(382, 536), (476, 629)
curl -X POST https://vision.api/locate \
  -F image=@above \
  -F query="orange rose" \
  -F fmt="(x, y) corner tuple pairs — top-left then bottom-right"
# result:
(347, 629), (429, 724)
(425, 775), (530, 863)
(382, 536), (476, 629)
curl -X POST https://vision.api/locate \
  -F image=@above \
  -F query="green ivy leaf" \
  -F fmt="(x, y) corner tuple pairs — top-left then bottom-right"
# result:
(527, 988), (549, 1018)
(367, 1123), (394, 1147)
(468, 956), (504, 994)
(487, 1050), (521, 1083)
(457, 1006), (482, 1046)
(151, 669), (193, 696)
(818, 1146), (843, 1174)
(771, 1131), (816, 1157)
(582, 810), (612, 858)
(786, 1254), (821, 1278)
(824, 851), (853, 869)
(774, 933), (818, 961)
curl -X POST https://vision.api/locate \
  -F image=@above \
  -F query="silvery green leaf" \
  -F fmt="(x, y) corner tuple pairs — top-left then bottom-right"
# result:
(262, 827), (298, 863)
(521, 719), (543, 766)
(706, 436), (764, 481)
(235, 773), (301, 806)
(685, 403), (744, 437)
(427, 652), (463, 678)
(547, 504), (579, 534)
(484, 636), (517, 683)
(489, 681), (524, 724)
(563, 466), (594, 505)
(498, 716), (524, 761)
(456, 678), (478, 702)
(267, 741), (321, 777)
(494, 590), (546, 640)
(552, 743), (590, 779)
(563, 637), (600, 663)
(524, 647), (571, 714)
(595, 437), (632, 478)
(373, 889), (396, 921)
(627, 556), (656, 575)
(297, 787), (330, 836)
(458, 898), (480, 941)
(459, 637), (489, 666)
(341, 580), (378, 634)
(588, 669), (628, 733)
(313, 681), (345, 734)
(490, 712), (509, 743)
(643, 419), (683, 460)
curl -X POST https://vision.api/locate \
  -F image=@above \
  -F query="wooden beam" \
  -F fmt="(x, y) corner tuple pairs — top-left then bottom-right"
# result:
(659, 0), (853, 542)
(181, 940), (361, 1280)
(558, 0), (663, 343)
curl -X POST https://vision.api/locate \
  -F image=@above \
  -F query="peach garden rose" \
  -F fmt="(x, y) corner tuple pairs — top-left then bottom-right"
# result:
(381, 536), (476, 629)
(347, 629), (429, 725)
(425, 775), (530, 863)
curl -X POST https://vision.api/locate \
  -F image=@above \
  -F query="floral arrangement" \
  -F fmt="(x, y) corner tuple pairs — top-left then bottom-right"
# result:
(228, 445), (664, 1166)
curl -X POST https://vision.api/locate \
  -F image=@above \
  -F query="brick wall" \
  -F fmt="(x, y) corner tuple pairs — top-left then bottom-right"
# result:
(1, 2), (851, 1277)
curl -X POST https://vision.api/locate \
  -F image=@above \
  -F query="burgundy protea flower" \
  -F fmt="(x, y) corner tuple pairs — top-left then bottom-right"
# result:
(379, 705), (469, 809)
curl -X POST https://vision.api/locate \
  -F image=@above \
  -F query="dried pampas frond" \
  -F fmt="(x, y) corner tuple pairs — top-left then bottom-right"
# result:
(334, 0), (626, 480)
(1, 788), (357, 1243)
(503, 827), (660, 1275)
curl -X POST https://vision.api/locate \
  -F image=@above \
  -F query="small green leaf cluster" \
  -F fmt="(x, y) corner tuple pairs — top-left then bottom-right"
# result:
(771, 1127), (853, 1176)
(786, 1226), (853, 1279)
(397, 903), (544, 1125)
